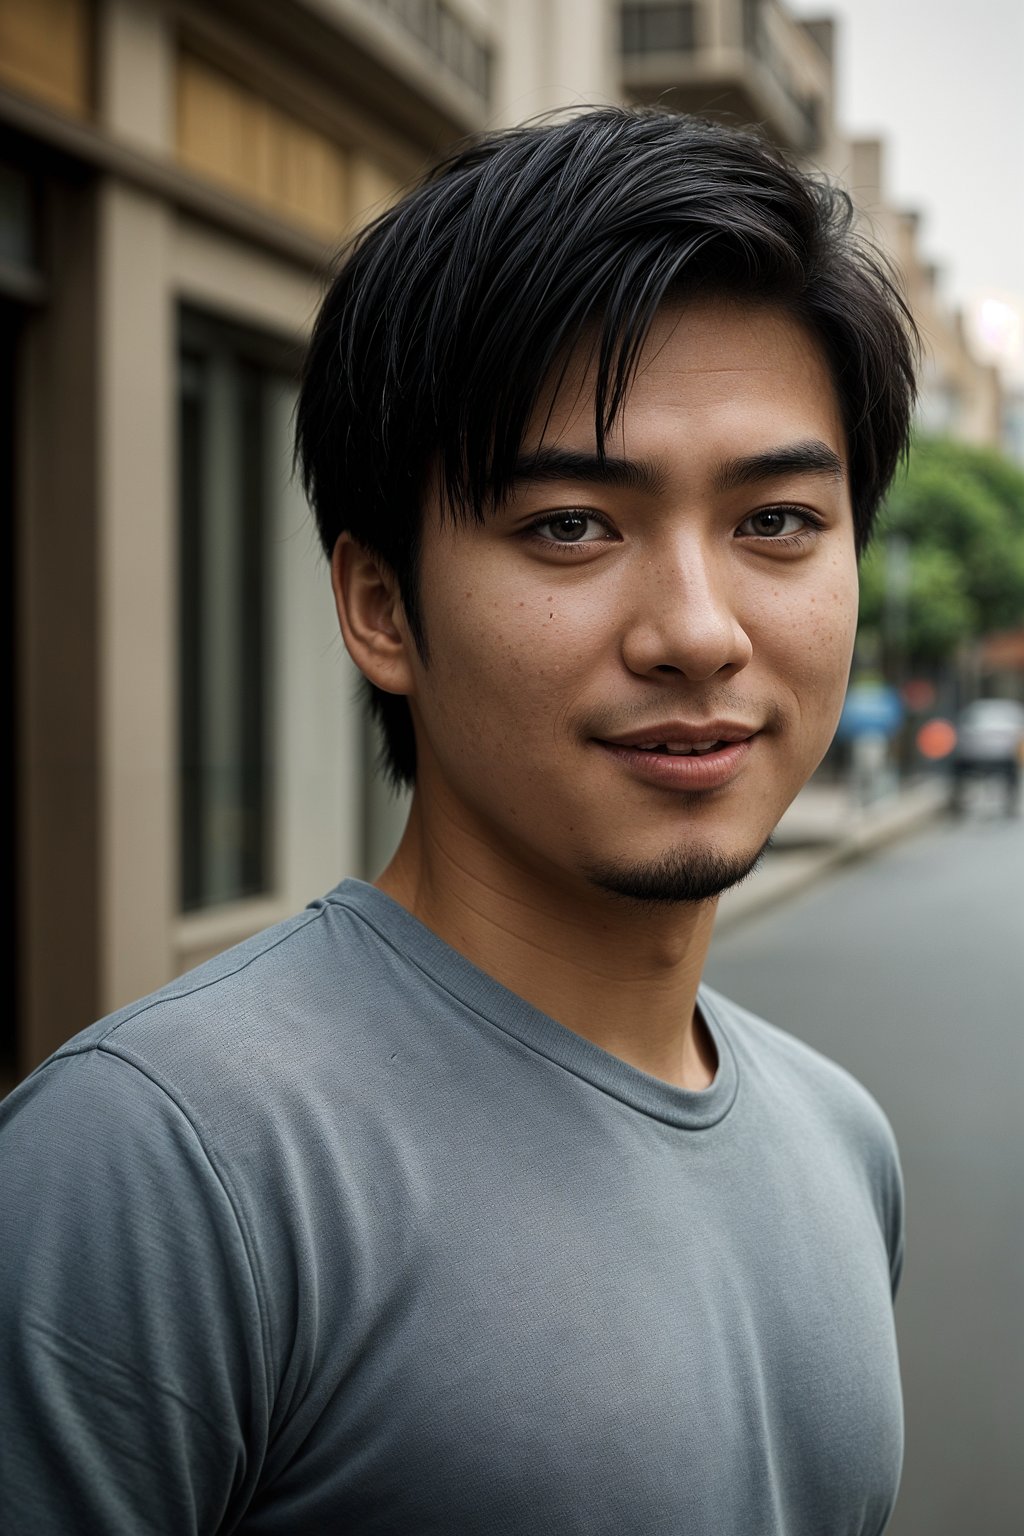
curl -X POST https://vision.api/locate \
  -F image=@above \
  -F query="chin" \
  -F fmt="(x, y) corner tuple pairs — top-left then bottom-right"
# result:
(582, 837), (772, 906)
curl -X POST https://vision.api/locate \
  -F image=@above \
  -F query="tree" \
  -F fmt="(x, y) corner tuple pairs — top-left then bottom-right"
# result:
(859, 436), (1024, 669)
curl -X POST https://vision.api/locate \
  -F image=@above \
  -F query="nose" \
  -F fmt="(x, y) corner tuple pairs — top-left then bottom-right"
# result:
(620, 541), (753, 683)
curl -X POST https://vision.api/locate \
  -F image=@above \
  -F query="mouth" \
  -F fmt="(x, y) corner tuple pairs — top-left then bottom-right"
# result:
(618, 738), (738, 757)
(592, 726), (760, 790)
(596, 720), (760, 752)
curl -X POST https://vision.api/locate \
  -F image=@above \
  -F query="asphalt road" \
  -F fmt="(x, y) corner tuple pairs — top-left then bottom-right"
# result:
(706, 805), (1024, 1536)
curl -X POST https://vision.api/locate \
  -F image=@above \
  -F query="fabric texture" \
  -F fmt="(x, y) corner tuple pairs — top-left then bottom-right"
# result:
(0, 879), (904, 1534)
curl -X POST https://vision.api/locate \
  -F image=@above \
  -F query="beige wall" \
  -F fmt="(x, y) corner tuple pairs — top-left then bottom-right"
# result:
(494, 0), (617, 123)
(846, 137), (1002, 447)
(99, 0), (170, 151)
(96, 180), (176, 1012)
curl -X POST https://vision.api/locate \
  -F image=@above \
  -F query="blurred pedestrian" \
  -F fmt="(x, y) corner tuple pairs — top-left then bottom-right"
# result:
(950, 697), (1024, 814)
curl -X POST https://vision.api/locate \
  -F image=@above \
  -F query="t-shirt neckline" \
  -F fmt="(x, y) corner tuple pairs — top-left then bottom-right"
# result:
(326, 879), (739, 1131)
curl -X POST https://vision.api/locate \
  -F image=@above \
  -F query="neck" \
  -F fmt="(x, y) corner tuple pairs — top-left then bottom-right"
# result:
(376, 794), (720, 1091)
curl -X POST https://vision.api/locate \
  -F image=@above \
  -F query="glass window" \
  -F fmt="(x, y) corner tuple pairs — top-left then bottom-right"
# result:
(178, 311), (295, 910)
(622, 2), (698, 55)
(0, 163), (34, 271)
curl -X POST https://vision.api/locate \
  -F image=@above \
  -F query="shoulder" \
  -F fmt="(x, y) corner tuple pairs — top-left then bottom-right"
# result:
(0, 883), (412, 1269)
(0, 1032), (271, 1530)
(0, 882), (405, 1396)
(702, 984), (904, 1289)
(38, 882), (407, 1112)
(702, 983), (902, 1183)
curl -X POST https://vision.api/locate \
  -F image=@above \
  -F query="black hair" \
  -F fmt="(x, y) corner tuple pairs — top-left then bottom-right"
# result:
(296, 107), (918, 788)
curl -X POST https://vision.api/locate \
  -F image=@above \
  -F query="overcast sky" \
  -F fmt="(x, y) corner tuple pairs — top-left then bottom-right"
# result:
(789, 0), (1024, 376)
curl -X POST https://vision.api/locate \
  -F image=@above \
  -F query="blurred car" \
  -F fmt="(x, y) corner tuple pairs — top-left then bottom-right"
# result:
(950, 698), (1024, 814)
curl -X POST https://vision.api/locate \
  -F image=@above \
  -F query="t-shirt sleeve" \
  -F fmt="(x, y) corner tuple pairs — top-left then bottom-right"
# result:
(857, 1088), (905, 1302)
(886, 1137), (906, 1301)
(0, 1047), (270, 1535)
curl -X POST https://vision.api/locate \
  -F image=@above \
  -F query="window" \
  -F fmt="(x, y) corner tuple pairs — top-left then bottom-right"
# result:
(178, 310), (297, 911)
(622, 2), (698, 55)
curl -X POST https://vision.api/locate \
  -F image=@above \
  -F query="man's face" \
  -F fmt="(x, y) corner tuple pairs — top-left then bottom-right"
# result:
(403, 298), (859, 904)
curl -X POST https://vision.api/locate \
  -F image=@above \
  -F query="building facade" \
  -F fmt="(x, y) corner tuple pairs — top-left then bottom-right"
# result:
(1, 0), (1000, 1083)
(1, 0), (536, 1079)
(618, 0), (1003, 441)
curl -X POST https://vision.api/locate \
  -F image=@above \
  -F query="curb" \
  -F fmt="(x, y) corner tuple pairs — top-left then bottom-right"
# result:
(714, 780), (948, 933)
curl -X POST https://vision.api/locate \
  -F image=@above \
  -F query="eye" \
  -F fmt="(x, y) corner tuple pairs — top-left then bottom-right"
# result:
(736, 507), (819, 540)
(529, 511), (615, 545)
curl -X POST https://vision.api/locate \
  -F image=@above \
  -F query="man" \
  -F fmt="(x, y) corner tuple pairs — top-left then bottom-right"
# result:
(1, 110), (917, 1533)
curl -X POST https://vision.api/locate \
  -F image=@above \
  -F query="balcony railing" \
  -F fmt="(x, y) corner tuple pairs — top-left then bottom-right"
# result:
(742, 0), (821, 151)
(359, 0), (492, 104)
(621, 0), (822, 155)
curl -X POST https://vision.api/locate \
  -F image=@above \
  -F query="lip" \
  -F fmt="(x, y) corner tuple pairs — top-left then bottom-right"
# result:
(599, 720), (759, 750)
(594, 732), (757, 791)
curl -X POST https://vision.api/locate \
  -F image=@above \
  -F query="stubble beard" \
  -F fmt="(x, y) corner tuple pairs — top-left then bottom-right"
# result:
(578, 696), (788, 904)
(583, 833), (773, 906)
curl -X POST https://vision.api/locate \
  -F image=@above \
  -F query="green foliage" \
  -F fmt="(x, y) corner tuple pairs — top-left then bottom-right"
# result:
(861, 436), (1024, 665)
(859, 542), (973, 661)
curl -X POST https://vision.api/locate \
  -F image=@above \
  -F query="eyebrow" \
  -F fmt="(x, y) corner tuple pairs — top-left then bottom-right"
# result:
(509, 448), (665, 496)
(506, 439), (843, 499)
(712, 440), (845, 492)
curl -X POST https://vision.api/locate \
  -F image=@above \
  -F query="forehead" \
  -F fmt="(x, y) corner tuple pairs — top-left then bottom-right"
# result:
(527, 298), (846, 465)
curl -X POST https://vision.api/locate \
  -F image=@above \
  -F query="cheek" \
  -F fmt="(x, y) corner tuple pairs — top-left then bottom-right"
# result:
(436, 562), (604, 684)
(823, 555), (861, 652)
(418, 588), (579, 754)
(802, 568), (860, 719)
(756, 559), (859, 704)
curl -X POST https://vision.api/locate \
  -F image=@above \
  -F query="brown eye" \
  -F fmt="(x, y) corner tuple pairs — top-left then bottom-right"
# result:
(532, 512), (613, 544)
(752, 511), (786, 535)
(547, 514), (590, 542)
(737, 508), (810, 538)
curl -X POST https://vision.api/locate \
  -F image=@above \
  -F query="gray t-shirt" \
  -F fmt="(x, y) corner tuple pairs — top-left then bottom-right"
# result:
(0, 879), (904, 1534)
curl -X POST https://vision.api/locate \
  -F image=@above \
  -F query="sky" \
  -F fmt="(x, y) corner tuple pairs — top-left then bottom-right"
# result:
(789, 0), (1024, 380)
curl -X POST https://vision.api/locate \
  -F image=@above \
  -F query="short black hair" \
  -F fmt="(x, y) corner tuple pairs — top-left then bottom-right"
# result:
(296, 107), (918, 788)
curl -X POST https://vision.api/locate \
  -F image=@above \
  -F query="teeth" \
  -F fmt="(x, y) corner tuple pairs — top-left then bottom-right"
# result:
(667, 740), (718, 754)
(631, 740), (723, 755)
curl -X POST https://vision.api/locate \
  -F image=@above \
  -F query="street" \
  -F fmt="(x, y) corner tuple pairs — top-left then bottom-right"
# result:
(706, 808), (1024, 1536)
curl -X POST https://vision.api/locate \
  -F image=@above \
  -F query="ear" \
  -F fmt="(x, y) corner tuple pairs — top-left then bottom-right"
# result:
(331, 534), (416, 697)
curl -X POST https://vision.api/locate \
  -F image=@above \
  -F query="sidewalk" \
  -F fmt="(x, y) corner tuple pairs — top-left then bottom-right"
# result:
(714, 775), (949, 932)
